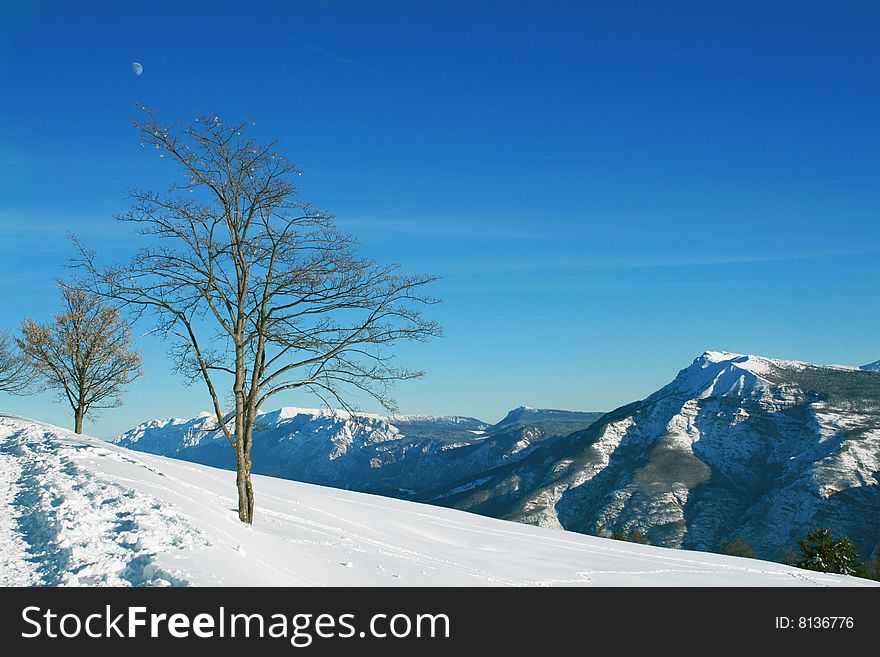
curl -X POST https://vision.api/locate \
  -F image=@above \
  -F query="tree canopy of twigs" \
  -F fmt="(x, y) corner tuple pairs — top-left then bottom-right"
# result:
(75, 108), (441, 523)
(0, 330), (33, 395)
(18, 283), (142, 433)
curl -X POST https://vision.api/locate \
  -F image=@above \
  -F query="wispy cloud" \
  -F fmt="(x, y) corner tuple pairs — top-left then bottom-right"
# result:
(426, 247), (880, 275)
(0, 212), (140, 250)
(337, 217), (560, 241)
(439, 279), (765, 294)
(0, 212), (110, 235)
(295, 41), (385, 80)
(0, 270), (46, 285)
(0, 221), (72, 235)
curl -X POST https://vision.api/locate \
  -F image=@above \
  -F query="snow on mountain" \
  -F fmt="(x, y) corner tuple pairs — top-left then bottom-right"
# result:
(117, 408), (409, 488)
(114, 406), (601, 498)
(112, 351), (880, 564)
(385, 414), (489, 441)
(658, 350), (774, 399)
(391, 414), (487, 426)
(491, 406), (605, 434)
(861, 360), (880, 372)
(436, 352), (880, 562)
(1, 413), (870, 586)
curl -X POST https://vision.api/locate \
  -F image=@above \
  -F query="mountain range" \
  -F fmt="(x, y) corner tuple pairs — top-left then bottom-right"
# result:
(8, 413), (866, 586)
(115, 405), (603, 500)
(115, 351), (880, 562)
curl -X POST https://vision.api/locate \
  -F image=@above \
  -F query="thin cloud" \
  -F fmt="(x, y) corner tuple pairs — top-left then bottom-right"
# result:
(295, 41), (385, 80)
(0, 270), (45, 285)
(0, 221), (72, 235)
(337, 217), (560, 241)
(427, 247), (880, 275)
(439, 279), (753, 293)
(0, 212), (109, 235)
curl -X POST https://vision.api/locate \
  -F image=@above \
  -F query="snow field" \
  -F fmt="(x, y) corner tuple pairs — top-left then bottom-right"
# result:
(1, 414), (874, 587)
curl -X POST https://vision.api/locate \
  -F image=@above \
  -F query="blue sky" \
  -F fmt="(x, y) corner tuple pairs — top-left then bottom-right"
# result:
(1, 0), (878, 437)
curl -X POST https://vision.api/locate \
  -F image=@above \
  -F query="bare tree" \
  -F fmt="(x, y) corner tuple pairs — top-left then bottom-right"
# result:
(0, 330), (33, 394)
(76, 108), (441, 523)
(18, 284), (142, 433)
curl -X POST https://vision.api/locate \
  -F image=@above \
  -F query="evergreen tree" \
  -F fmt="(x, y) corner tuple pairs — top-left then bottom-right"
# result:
(629, 530), (649, 545)
(722, 538), (756, 559)
(609, 530), (649, 544)
(796, 527), (865, 577)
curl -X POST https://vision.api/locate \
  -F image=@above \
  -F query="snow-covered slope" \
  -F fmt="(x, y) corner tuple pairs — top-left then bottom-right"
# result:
(114, 406), (601, 499)
(862, 359), (880, 372)
(1, 414), (870, 586)
(111, 352), (880, 564)
(437, 352), (880, 562)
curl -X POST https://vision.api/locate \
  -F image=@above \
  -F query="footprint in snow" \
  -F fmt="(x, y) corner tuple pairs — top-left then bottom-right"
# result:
(341, 561), (353, 568)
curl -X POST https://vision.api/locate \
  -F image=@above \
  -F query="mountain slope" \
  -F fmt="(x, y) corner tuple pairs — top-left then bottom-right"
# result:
(1, 413), (869, 586)
(491, 406), (605, 435)
(433, 352), (880, 561)
(114, 406), (601, 499)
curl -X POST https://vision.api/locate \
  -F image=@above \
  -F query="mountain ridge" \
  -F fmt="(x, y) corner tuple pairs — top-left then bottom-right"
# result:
(114, 404), (603, 498)
(114, 350), (880, 562)
(14, 413), (865, 586)
(430, 351), (880, 560)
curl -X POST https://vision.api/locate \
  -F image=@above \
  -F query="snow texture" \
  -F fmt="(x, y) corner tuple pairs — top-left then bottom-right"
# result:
(114, 406), (600, 499)
(113, 352), (880, 563)
(436, 352), (880, 561)
(2, 413), (870, 587)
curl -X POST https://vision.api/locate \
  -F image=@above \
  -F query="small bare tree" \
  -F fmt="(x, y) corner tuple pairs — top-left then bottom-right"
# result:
(0, 330), (32, 394)
(77, 108), (441, 523)
(18, 284), (142, 433)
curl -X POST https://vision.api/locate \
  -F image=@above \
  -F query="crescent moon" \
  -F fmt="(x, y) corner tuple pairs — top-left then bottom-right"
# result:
(132, 62), (143, 76)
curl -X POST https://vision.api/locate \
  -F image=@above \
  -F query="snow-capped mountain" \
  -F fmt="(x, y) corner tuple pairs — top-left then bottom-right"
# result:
(433, 352), (880, 561)
(862, 360), (880, 372)
(114, 406), (600, 499)
(2, 414), (870, 586)
(114, 351), (880, 562)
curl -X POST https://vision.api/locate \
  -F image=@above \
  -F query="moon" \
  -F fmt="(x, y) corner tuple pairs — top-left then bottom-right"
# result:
(132, 62), (143, 76)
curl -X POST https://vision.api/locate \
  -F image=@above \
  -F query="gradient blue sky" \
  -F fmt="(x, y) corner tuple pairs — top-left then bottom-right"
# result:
(1, 0), (878, 438)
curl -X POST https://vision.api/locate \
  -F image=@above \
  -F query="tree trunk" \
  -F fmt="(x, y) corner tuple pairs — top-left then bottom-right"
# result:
(235, 429), (254, 523)
(74, 406), (84, 434)
(233, 334), (253, 523)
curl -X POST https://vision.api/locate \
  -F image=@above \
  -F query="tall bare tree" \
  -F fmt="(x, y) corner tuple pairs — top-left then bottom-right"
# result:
(0, 330), (32, 395)
(18, 284), (142, 433)
(77, 109), (441, 523)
